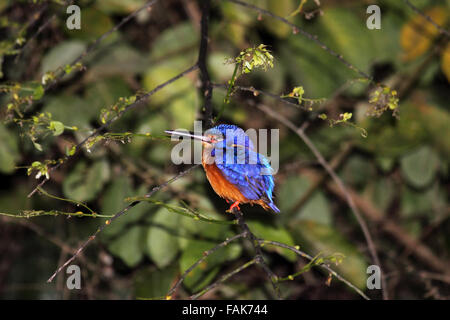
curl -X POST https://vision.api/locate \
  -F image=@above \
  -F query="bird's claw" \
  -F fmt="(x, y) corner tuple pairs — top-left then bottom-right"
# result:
(226, 201), (240, 213)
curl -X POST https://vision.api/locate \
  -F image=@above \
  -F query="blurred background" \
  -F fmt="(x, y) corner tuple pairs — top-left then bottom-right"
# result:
(0, 0), (448, 299)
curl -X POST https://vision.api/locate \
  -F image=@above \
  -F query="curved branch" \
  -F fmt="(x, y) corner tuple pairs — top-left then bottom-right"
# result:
(167, 232), (246, 298)
(259, 240), (370, 300)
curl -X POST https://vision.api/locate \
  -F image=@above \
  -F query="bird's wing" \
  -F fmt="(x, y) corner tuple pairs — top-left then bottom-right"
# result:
(215, 146), (275, 202)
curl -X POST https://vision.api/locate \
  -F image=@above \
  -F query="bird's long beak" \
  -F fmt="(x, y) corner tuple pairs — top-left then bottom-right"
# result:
(165, 130), (212, 143)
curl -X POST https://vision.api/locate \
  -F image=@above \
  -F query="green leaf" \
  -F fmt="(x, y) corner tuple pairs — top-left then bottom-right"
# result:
(62, 160), (110, 201)
(65, 8), (113, 41)
(179, 238), (240, 291)
(146, 205), (180, 268)
(84, 76), (132, 122)
(43, 95), (91, 129)
(265, 0), (294, 38)
(371, 177), (395, 212)
(85, 43), (147, 80)
(134, 265), (178, 299)
(208, 52), (237, 83)
(31, 84), (44, 100)
(0, 123), (19, 174)
(49, 121), (64, 136)
(278, 176), (332, 225)
(32, 141), (43, 152)
(95, 0), (147, 14)
(400, 146), (440, 188)
(342, 155), (374, 187)
(142, 58), (198, 129)
(108, 225), (145, 267)
(150, 23), (198, 61)
(401, 183), (446, 218)
(319, 8), (377, 73)
(101, 176), (147, 238)
(247, 220), (296, 261)
(41, 40), (86, 76)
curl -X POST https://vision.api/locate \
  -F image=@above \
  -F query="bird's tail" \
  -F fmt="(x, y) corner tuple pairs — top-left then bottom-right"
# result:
(267, 202), (280, 214)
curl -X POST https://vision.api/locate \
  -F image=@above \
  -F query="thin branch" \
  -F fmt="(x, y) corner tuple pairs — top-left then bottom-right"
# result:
(45, 0), (159, 91)
(403, 0), (450, 38)
(233, 208), (282, 299)
(259, 240), (370, 300)
(256, 103), (387, 300)
(14, 1), (75, 63)
(326, 180), (449, 275)
(289, 143), (353, 217)
(46, 164), (200, 283)
(226, 0), (373, 81)
(198, 0), (214, 128)
(167, 232), (246, 298)
(212, 83), (305, 110)
(2, 217), (97, 274)
(28, 64), (199, 198)
(190, 259), (257, 299)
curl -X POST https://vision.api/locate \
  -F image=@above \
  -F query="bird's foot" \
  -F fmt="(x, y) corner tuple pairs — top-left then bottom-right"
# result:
(226, 201), (240, 213)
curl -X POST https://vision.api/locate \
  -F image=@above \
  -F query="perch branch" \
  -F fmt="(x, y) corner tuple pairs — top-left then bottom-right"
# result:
(233, 208), (282, 299)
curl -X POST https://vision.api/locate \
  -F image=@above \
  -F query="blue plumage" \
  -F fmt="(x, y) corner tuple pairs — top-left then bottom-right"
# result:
(206, 124), (280, 213)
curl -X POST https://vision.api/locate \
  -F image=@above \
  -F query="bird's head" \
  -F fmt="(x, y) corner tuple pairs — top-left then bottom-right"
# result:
(166, 124), (255, 164)
(165, 124), (246, 147)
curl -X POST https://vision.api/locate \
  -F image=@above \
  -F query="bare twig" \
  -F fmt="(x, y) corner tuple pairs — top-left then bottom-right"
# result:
(403, 0), (450, 38)
(212, 83), (305, 110)
(167, 232), (246, 298)
(190, 259), (257, 299)
(256, 103), (388, 299)
(289, 143), (353, 217)
(14, 1), (75, 63)
(46, 165), (200, 283)
(2, 217), (97, 274)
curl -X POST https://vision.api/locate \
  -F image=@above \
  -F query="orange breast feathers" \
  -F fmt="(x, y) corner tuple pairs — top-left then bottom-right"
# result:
(203, 163), (249, 203)
(202, 163), (272, 211)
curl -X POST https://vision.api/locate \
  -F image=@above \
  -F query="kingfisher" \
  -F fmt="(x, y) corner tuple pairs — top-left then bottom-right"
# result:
(166, 124), (280, 213)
